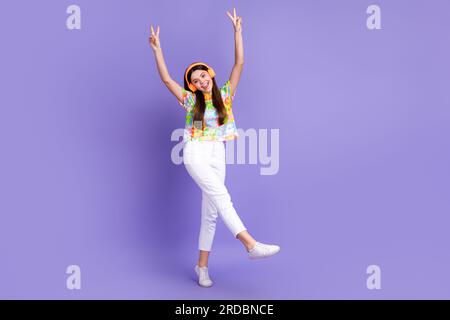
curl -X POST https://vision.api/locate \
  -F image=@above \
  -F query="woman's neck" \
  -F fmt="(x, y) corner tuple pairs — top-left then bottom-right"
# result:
(204, 91), (212, 100)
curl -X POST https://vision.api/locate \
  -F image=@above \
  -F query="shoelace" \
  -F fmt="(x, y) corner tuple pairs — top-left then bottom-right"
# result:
(198, 267), (210, 281)
(260, 243), (269, 256)
(260, 243), (274, 257)
(249, 242), (262, 254)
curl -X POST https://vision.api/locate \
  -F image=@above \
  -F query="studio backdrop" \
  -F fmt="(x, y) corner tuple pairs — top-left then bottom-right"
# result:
(1, 0), (449, 299)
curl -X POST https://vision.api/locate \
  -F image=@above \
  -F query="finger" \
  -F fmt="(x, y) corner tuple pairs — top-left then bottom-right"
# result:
(226, 11), (234, 21)
(157, 25), (160, 37)
(151, 25), (155, 36)
(233, 7), (236, 19)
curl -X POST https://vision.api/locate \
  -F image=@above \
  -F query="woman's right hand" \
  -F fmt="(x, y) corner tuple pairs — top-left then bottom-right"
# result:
(149, 25), (161, 52)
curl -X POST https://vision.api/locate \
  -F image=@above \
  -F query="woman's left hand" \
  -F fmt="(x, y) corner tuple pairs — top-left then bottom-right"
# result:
(226, 7), (242, 33)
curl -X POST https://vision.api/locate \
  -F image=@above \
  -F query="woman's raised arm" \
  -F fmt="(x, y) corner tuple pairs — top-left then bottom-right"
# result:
(226, 8), (244, 95)
(149, 25), (184, 104)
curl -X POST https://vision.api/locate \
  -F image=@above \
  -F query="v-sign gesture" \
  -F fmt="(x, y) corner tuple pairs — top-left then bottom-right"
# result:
(149, 25), (161, 52)
(226, 7), (242, 33)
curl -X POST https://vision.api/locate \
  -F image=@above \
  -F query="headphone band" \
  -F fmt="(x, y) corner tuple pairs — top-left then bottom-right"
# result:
(184, 62), (214, 85)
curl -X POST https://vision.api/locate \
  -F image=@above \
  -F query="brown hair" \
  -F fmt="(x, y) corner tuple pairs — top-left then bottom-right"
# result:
(183, 64), (227, 129)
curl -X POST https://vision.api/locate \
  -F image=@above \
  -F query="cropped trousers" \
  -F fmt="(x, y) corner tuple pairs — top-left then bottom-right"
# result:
(183, 140), (247, 251)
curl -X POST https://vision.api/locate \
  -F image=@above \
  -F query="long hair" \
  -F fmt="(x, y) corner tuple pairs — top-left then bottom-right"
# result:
(183, 64), (227, 129)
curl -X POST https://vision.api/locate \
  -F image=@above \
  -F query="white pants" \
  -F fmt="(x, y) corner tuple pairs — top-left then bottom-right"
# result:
(183, 140), (247, 251)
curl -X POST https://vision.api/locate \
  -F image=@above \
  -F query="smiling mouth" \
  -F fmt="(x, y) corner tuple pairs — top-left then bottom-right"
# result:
(201, 81), (209, 89)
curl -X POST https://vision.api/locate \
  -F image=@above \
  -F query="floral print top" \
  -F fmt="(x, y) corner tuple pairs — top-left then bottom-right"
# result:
(179, 80), (239, 142)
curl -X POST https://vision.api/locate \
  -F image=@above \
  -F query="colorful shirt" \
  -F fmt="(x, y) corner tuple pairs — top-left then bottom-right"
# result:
(179, 80), (239, 142)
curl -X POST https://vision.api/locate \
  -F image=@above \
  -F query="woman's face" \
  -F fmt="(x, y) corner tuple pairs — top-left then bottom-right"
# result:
(190, 69), (213, 93)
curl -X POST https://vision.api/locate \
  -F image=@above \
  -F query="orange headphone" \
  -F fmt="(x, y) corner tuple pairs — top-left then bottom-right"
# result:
(184, 62), (216, 92)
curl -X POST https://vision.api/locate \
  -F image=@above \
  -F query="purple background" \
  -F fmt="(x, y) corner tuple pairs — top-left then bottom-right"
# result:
(1, 0), (449, 299)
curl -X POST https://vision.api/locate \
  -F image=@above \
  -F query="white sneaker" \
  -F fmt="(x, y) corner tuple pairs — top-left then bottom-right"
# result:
(248, 241), (281, 259)
(194, 265), (213, 287)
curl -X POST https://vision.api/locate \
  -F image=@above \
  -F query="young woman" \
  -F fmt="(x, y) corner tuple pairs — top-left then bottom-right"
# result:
(149, 8), (280, 288)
